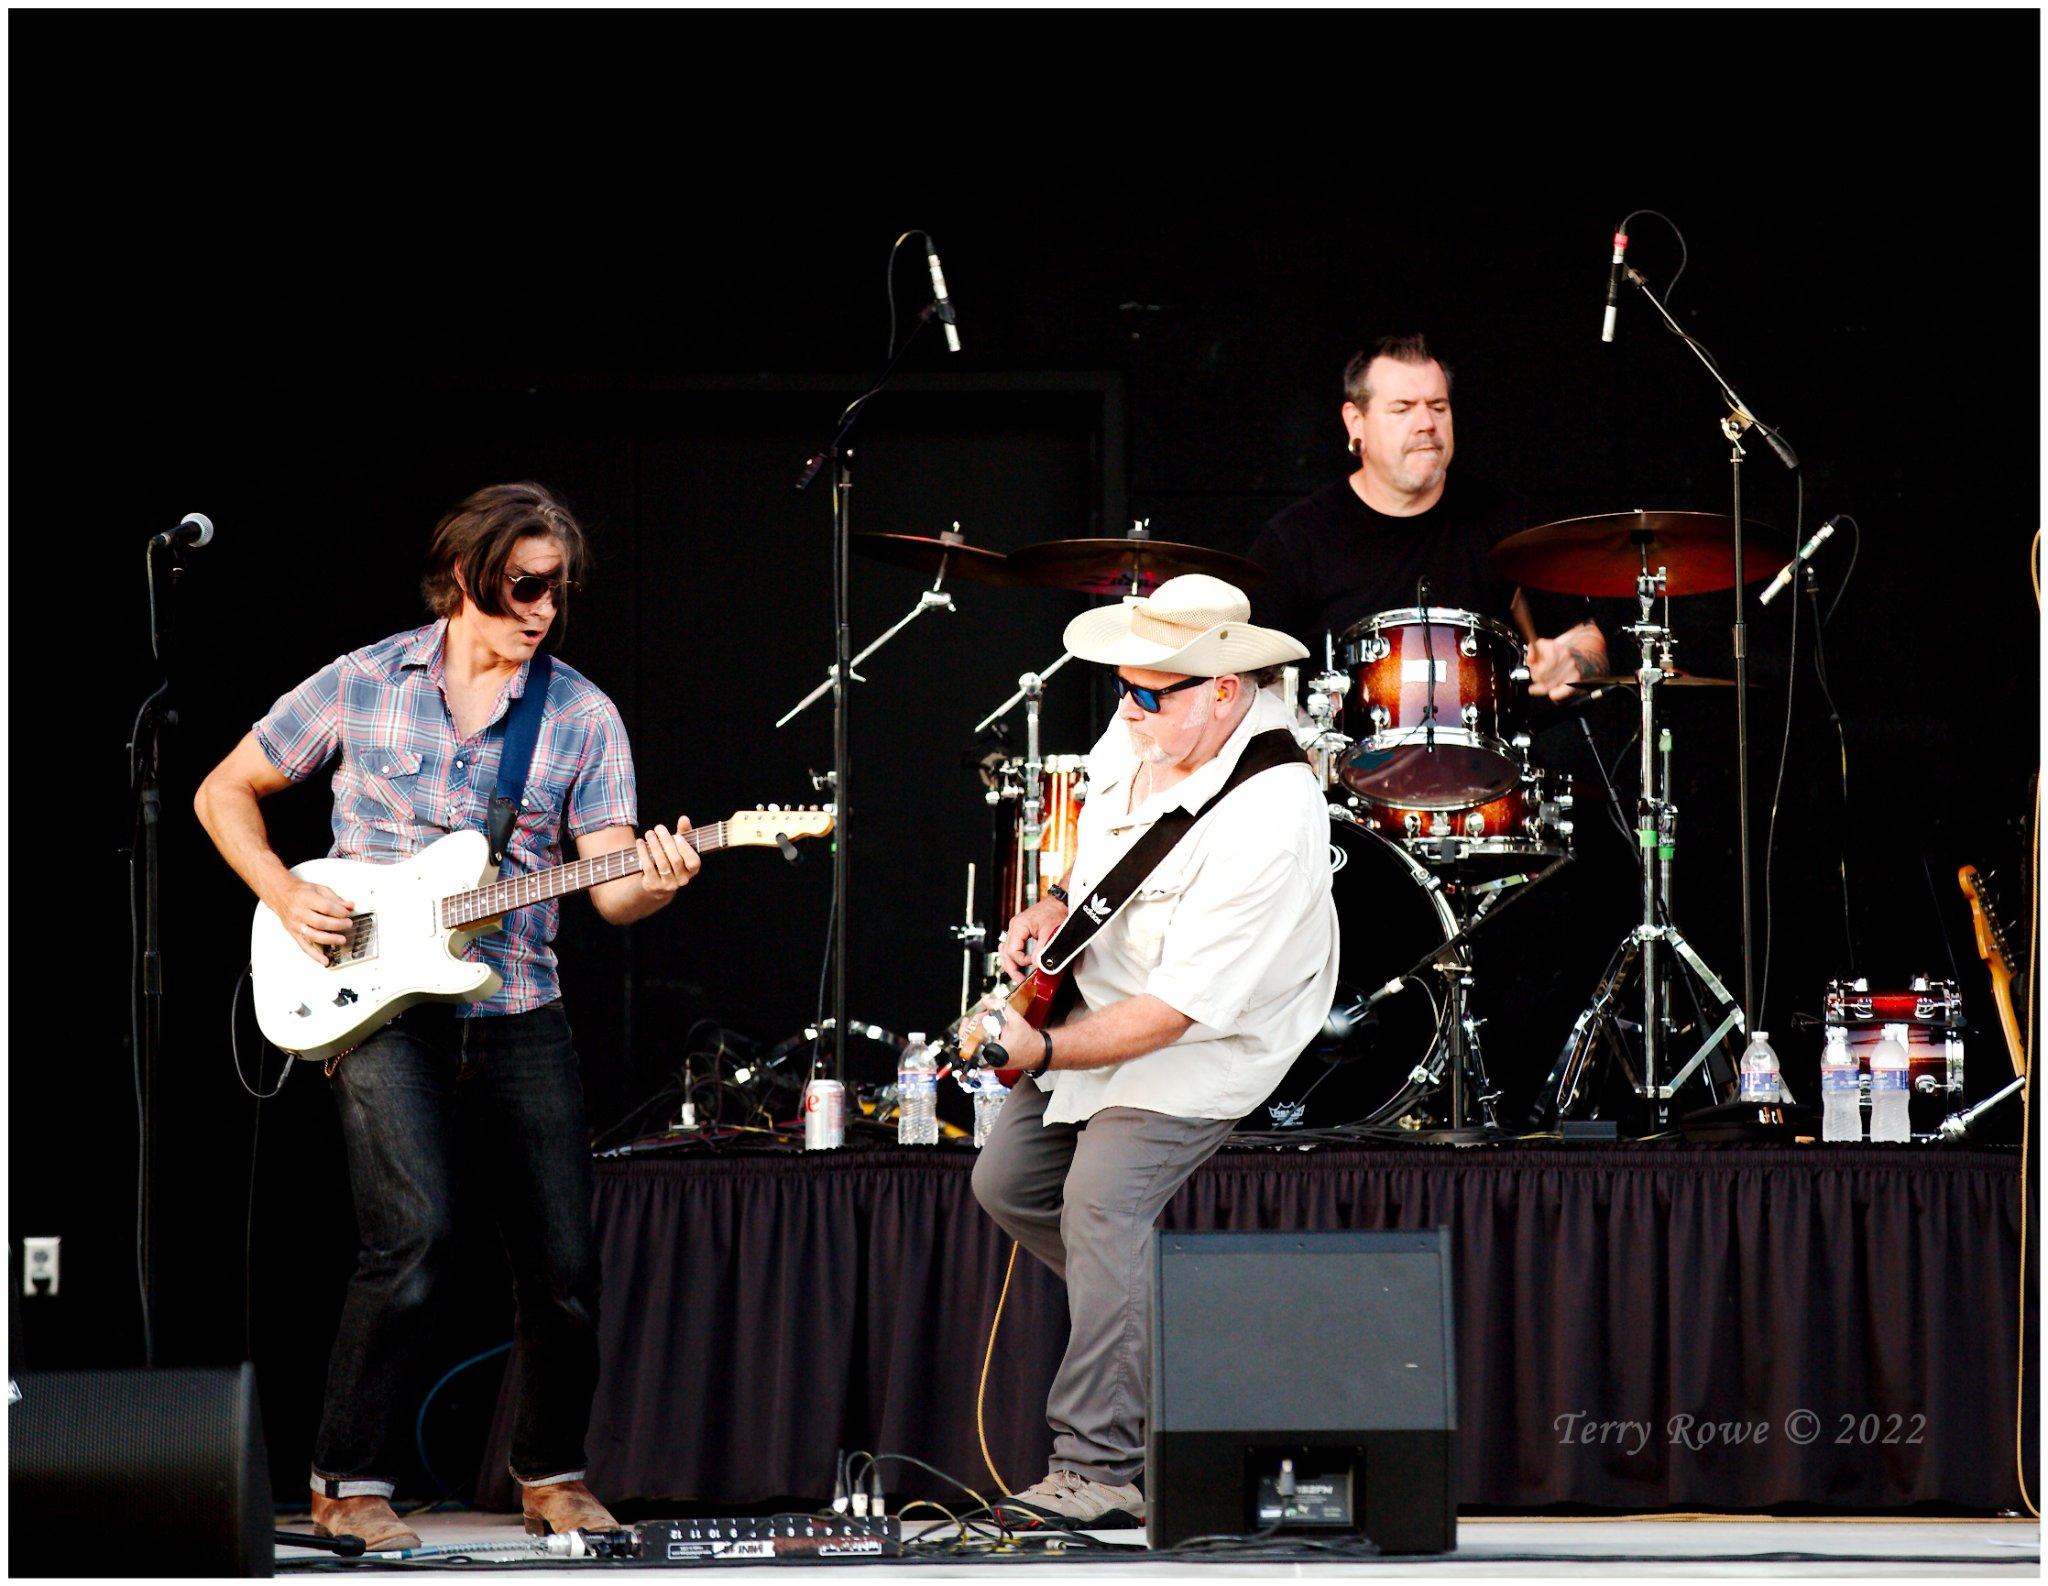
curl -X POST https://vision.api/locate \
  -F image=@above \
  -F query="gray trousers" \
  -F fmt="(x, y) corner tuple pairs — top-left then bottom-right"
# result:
(970, 1076), (1238, 1486)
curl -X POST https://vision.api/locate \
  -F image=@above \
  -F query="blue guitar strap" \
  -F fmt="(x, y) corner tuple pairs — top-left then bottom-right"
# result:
(486, 653), (553, 876)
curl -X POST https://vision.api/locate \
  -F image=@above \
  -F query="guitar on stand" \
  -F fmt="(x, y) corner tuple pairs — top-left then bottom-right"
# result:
(251, 808), (832, 1061)
(1941, 864), (2031, 1138)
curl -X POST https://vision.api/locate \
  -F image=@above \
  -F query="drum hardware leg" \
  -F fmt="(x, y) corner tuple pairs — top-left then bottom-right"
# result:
(1549, 593), (1746, 1133)
(951, 862), (986, 1018)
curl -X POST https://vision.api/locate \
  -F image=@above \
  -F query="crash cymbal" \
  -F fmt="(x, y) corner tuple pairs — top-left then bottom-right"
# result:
(851, 532), (1023, 586)
(1006, 537), (1267, 596)
(1489, 511), (1790, 598)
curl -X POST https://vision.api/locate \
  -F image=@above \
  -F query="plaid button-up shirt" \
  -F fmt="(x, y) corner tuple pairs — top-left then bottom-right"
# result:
(253, 620), (640, 1016)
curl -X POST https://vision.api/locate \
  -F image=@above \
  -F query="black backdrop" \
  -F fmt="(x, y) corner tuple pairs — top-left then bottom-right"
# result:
(9, 10), (2039, 1504)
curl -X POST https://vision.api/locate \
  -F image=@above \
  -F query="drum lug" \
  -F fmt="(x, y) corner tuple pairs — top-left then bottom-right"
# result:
(1510, 665), (1531, 684)
(1403, 812), (1422, 838)
(1463, 811), (1485, 838)
(1459, 631), (1480, 658)
(1461, 703), (1480, 729)
(1512, 733), (1532, 752)
(1370, 705), (1390, 731)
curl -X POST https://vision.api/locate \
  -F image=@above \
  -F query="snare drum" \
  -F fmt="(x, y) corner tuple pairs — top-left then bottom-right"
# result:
(997, 755), (1088, 919)
(1338, 606), (1528, 809)
(1360, 769), (1574, 873)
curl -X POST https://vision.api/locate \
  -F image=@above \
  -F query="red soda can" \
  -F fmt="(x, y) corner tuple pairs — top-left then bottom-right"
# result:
(803, 1077), (846, 1149)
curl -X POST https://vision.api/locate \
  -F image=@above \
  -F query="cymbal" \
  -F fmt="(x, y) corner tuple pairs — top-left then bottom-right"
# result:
(1489, 511), (1790, 598)
(1570, 670), (1749, 688)
(851, 533), (1023, 586)
(1005, 537), (1268, 596)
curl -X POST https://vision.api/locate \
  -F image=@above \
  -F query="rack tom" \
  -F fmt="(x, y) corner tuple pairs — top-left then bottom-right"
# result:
(1338, 606), (1528, 808)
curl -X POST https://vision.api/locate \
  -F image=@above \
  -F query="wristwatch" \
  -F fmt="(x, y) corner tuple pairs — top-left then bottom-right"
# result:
(1047, 883), (1071, 906)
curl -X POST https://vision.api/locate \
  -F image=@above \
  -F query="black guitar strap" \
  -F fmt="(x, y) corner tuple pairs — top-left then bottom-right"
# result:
(1036, 728), (1308, 977)
(485, 653), (553, 876)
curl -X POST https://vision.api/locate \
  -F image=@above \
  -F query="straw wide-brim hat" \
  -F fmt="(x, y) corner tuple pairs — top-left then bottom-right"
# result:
(1062, 573), (1309, 675)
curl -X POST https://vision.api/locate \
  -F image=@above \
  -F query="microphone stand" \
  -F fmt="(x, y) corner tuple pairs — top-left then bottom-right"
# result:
(789, 303), (943, 1087)
(1621, 263), (1798, 1032)
(127, 539), (195, 1365)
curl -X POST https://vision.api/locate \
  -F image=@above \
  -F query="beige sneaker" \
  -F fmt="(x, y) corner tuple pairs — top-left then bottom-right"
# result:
(994, 1468), (1146, 1530)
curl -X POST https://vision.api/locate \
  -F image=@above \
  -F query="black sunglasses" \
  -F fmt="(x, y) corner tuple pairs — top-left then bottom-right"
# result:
(505, 570), (576, 605)
(1114, 674), (1212, 713)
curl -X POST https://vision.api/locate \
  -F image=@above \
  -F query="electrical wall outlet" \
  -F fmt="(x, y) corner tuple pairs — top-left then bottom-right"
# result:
(22, 1237), (59, 1297)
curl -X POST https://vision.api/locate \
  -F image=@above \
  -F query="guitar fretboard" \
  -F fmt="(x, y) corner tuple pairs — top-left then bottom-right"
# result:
(439, 821), (732, 930)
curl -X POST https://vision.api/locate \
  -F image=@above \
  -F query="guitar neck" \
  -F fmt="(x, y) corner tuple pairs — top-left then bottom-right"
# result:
(441, 821), (730, 930)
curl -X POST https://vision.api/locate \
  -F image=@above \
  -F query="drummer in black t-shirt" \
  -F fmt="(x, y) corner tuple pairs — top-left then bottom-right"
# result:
(1248, 333), (1631, 1131)
(1247, 333), (1606, 695)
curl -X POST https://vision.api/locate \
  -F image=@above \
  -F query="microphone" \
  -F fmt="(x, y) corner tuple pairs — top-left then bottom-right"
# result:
(924, 238), (961, 352)
(1324, 977), (1411, 1039)
(1757, 516), (1842, 606)
(1600, 226), (1629, 343)
(150, 512), (214, 550)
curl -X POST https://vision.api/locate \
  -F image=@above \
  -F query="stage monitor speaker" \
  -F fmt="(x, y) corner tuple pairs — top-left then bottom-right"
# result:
(1146, 1228), (1456, 1555)
(9, 1363), (273, 1577)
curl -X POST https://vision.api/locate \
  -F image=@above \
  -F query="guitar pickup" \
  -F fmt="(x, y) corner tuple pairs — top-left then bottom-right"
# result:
(330, 913), (378, 968)
(332, 988), (360, 1008)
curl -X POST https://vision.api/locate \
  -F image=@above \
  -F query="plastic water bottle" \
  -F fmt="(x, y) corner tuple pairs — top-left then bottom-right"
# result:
(967, 1069), (1009, 1148)
(1820, 1029), (1862, 1142)
(897, 1032), (939, 1146)
(1738, 1030), (1783, 1105)
(1869, 1035), (1911, 1143)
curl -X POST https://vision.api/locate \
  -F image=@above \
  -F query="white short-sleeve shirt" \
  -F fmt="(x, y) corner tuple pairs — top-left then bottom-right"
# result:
(1037, 686), (1341, 1124)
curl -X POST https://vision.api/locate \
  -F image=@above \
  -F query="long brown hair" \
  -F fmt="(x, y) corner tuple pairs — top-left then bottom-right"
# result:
(420, 482), (591, 644)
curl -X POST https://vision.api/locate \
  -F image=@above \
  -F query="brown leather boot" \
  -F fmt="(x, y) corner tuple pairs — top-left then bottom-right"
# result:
(309, 1492), (423, 1552)
(521, 1478), (621, 1536)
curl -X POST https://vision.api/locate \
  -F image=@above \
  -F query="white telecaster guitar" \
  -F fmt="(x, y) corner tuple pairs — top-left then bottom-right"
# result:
(251, 807), (833, 1060)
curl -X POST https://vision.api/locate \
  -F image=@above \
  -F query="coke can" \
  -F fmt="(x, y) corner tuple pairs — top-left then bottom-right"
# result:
(803, 1076), (846, 1150)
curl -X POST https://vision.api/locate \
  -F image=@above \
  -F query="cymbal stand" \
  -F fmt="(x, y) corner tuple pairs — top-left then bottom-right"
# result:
(1545, 562), (1744, 1130)
(950, 862), (985, 1018)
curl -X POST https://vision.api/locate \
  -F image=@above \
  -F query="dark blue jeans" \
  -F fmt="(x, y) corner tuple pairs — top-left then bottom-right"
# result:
(310, 1000), (600, 1496)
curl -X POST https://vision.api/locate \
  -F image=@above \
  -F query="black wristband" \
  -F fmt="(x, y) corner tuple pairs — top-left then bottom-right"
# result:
(1047, 883), (1071, 906)
(1023, 1029), (1053, 1080)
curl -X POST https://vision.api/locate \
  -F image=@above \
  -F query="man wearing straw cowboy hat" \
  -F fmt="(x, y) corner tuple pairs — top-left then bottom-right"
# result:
(966, 573), (1341, 1531)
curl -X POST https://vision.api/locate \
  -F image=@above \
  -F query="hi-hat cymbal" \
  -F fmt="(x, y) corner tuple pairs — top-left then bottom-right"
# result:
(851, 533), (1023, 586)
(1006, 537), (1267, 596)
(1570, 669), (1751, 688)
(1489, 511), (1790, 598)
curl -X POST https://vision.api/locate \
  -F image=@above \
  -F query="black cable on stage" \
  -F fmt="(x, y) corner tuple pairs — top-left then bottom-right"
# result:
(1805, 551), (1858, 977)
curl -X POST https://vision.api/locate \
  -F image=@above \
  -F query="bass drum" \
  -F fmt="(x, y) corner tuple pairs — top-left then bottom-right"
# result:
(1243, 810), (1460, 1131)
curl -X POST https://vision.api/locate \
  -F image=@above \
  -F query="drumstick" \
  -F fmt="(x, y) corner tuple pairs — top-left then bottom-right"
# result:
(1508, 588), (1539, 645)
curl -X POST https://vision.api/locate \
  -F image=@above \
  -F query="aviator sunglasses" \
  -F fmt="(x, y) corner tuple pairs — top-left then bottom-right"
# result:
(1114, 673), (1213, 713)
(504, 569), (577, 605)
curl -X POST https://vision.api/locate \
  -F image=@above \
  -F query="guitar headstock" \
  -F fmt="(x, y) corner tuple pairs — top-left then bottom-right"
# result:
(1959, 864), (2014, 975)
(726, 805), (835, 849)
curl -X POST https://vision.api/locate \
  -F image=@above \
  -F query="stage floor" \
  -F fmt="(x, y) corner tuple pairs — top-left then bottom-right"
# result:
(272, 1508), (2040, 1576)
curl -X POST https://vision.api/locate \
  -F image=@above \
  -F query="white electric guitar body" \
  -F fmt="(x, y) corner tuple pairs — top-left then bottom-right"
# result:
(251, 808), (832, 1061)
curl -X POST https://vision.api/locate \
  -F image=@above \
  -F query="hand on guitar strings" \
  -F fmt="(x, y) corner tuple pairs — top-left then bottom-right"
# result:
(278, 876), (356, 964)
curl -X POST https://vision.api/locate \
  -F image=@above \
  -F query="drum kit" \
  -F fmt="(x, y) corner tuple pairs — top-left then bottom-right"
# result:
(852, 509), (1790, 1139)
